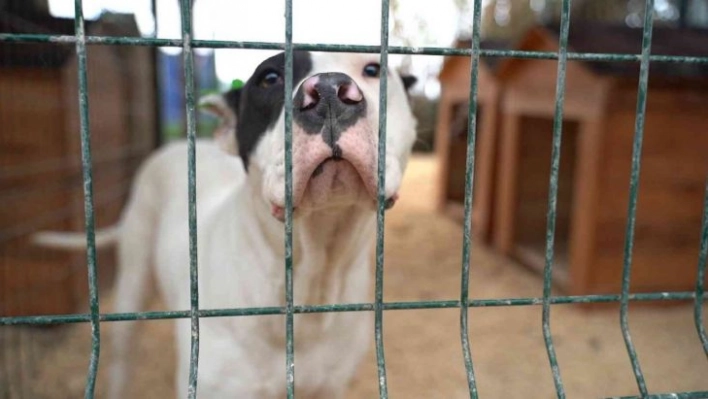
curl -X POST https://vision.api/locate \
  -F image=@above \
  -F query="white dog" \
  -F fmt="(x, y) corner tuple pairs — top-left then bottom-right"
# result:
(33, 51), (417, 398)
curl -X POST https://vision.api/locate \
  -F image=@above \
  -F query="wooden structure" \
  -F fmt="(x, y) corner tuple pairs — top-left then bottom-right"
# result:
(492, 23), (708, 295)
(0, 13), (158, 316)
(435, 39), (508, 243)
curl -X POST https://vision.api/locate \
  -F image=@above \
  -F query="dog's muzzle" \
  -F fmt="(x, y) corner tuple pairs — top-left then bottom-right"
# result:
(268, 72), (398, 221)
(293, 72), (367, 150)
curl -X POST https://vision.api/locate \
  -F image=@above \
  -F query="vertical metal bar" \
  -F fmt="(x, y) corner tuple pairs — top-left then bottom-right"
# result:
(694, 180), (708, 358)
(678, 0), (689, 28)
(375, 0), (391, 397)
(179, 1), (200, 397)
(283, 0), (296, 397)
(73, 1), (101, 397)
(458, 0), (483, 397)
(151, 0), (163, 147)
(541, 0), (572, 397)
(619, 0), (655, 396)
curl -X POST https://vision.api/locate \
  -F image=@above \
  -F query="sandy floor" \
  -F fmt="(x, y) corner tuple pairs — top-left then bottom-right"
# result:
(3, 155), (708, 398)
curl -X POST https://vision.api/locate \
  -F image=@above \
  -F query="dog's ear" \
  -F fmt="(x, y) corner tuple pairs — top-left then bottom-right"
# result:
(401, 75), (417, 92)
(198, 88), (241, 156)
(222, 87), (242, 116)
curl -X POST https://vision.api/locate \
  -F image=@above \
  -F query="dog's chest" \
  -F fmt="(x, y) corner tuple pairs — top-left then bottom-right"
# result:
(193, 310), (371, 397)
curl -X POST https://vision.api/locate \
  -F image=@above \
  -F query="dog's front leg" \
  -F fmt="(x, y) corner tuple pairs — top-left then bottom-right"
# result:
(107, 196), (157, 399)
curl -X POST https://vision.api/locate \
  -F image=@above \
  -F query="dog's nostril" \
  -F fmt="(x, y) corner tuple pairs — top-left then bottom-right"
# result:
(301, 89), (319, 111)
(337, 83), (363, 105)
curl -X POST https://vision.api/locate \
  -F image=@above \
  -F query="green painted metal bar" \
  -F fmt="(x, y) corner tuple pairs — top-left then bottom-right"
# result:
(72, 1), (101, 397)
(619, 0), (656, 396)
(178, 0), (200, 397)
(283, 0), (296, 397)
(458, 0), (483, 396)
(375, 1), (391, 397)
(678, 0), (690, 28)
(610, 391), (708, 399)
(695, 180), (708, 358)
(3, 292), (703, 327)
(2, 33), (708, 65)
(541, 0), (572, 397)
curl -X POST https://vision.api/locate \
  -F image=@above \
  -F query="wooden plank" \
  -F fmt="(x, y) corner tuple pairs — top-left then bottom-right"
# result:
(567, 118), (605, 295)
(434, 93), (454, 212)
(493, 113), (521, 254)
(472, 93), (500, 242)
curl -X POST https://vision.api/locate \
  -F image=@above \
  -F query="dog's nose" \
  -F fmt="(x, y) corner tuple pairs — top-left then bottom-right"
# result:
(300, 73), (363, 109)
(294, 72), (367, 148)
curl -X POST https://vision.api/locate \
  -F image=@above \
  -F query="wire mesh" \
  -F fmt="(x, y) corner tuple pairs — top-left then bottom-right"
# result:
(0, 0), (707, 398)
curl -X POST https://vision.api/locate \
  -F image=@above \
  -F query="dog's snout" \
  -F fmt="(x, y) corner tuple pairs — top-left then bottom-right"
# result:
(294, 72), (367, 148)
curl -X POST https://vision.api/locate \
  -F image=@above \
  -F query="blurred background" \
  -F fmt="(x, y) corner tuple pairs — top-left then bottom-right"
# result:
(1, 0), (707, 398)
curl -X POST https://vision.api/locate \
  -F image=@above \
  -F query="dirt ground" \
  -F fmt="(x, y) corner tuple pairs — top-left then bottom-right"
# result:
(3, 155), (708, 398)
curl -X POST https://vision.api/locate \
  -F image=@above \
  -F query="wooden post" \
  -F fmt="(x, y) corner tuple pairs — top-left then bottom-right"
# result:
(494, 111), (520, 254)
(567, 117), (604, 296)
(472, 94), (499, 242)
(434, 94), (453, 212)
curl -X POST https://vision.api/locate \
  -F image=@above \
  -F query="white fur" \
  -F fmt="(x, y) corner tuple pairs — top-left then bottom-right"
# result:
(33, 52), (417, 399)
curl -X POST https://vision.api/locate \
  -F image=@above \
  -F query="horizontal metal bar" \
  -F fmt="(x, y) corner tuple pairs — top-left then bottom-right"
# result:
(1, 291), (702, 326)
(609, 391), (708, 399)
(1, 33), (708, 64)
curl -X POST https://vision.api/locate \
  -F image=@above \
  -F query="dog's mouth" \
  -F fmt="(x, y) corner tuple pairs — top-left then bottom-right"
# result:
(269, 146), (399, 222)
(267, 118), (402, 222)
(311, 156), (337, 179)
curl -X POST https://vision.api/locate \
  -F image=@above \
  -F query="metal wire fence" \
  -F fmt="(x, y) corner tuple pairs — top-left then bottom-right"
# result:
(1, 0), (708, 398)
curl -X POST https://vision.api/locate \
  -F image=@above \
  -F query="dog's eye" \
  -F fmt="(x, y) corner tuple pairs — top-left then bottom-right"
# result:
(363, 63), (381, 78)
(259, 71), (282, 88)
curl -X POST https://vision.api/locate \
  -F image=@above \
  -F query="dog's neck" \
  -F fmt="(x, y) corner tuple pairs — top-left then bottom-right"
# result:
(244, 184), (376, 306)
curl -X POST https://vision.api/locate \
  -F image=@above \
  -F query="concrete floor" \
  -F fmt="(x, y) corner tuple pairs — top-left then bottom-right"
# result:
(5, 155), (708, 398)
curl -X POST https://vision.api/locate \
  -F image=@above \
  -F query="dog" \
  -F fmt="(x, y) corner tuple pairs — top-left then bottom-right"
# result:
(33, 51), (418, 398)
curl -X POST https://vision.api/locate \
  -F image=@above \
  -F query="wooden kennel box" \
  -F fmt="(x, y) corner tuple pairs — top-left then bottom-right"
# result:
(492, 23), (708, 296)
(435, 39), (508, 243)
(0, 12), (157, 316)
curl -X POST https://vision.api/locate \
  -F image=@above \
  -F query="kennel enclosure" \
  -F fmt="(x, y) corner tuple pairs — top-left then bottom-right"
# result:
(435, 38), (508, 244)
(492, 23), (708, 296)
(0, 12), (157, 317)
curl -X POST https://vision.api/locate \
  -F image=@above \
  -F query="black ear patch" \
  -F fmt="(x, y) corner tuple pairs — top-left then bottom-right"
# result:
(235, 51), (313, 170)
(401, 75), (417, 92)
(223, 87), (242, 115)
